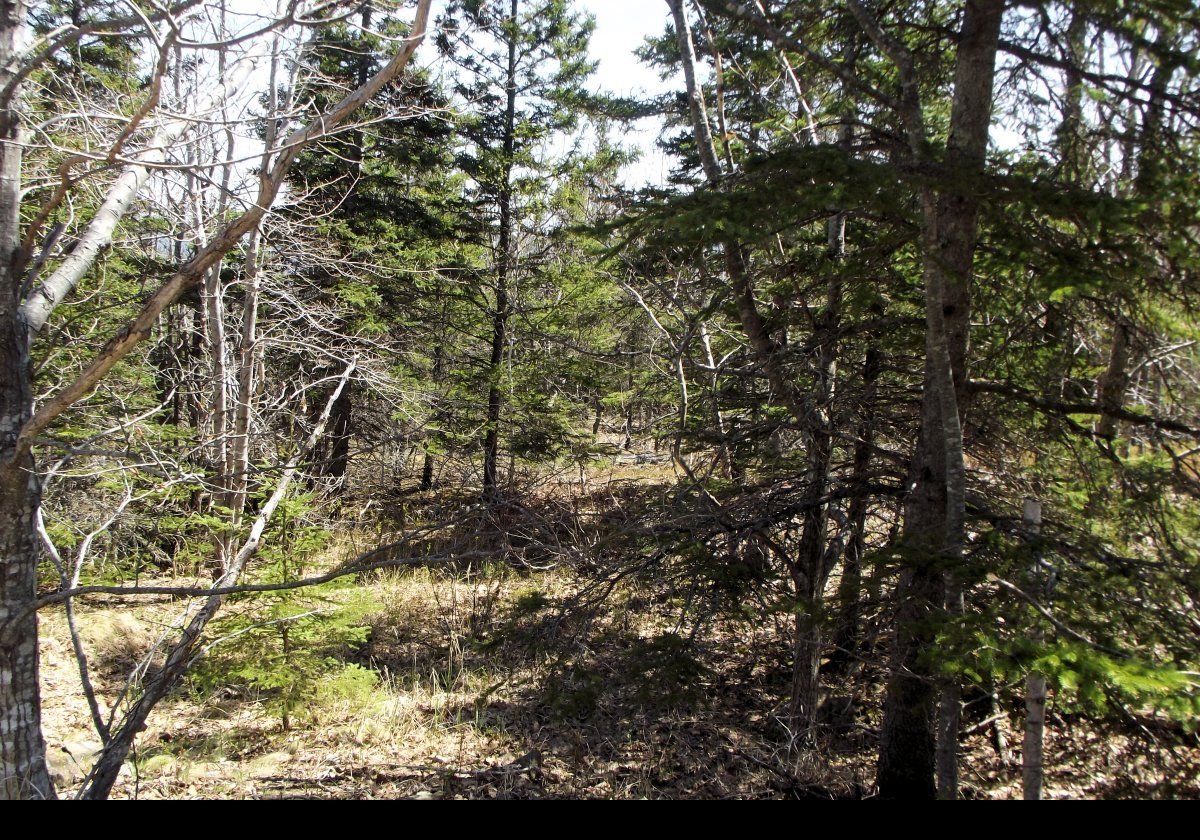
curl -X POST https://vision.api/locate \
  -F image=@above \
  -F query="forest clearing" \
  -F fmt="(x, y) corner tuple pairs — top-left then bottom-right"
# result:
(36, 460), (1200, 799)
(2, 0), (1199, 799)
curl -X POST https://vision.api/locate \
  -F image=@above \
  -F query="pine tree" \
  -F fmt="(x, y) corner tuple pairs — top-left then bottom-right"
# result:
(439, 0), (600, 499)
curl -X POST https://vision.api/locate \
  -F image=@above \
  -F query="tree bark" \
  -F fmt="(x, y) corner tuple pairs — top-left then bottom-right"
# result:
(226, 223), (264, 522)
(0, 0), (54, 800)
(322, 383), (353, 484)
(669, 0), (847, 743)
(831, 342), (881, 670)
(1021, 498), (1046, 800)
(419, 344), (442, 492)
(788, 122), (851, 742)
(1094, 318), (1131, 440)
(877, 0), (1004, 799)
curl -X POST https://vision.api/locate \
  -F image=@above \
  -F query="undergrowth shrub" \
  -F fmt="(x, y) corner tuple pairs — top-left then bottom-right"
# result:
(189, 496), (381, 730)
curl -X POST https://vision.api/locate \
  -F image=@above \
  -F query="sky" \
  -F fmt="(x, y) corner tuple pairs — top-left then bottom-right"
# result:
(202, 0), (679, 191)
(579, 0), (670, 98)
(577, 0), (674, 185)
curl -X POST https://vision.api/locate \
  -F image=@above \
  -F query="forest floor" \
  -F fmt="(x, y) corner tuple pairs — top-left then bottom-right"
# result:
(36, 459), (1200, 799)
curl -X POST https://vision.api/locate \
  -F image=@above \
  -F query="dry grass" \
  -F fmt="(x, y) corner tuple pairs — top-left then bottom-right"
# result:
(34, 461), (1200, 799)
(78, 612), (158, 677)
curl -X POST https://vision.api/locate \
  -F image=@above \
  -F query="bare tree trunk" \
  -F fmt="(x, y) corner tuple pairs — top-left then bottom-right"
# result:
(668, 0), (848, 743)
(1056, 10), (1087, 182)
(204, 253), (232, 564)
(877, 0), (1004, 800)
(788, 122), (851, 742)
(420, 336), (444, 492)
(1095, 317), (1131, 440)
(0, 0), (54, 800)
(831, 342), (881, 670)
(789, 605), (823, 740)
(323, 384), (353, 485)
(420, 450), (436, 492)
(1022, 498), (1047, 800)
(227, 224), (264, 524)
(787, 258), (842, 744)
(623, 368), (635, 450)
(1023, 673), (1048, 798)
(698, 322), (735, 480)
(988, 681), (1011, 763)
(0, 465), (50, 801)
(591, 395), (602, 439)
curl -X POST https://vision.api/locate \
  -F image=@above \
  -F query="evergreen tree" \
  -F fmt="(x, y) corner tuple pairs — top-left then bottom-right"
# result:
(438, 0), (601, 498)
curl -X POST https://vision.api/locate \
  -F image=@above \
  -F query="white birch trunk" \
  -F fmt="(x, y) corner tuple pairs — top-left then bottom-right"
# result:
(21, 57), (257, 340)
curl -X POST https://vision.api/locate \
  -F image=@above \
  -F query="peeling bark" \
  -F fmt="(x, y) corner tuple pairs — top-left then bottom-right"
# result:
(0, 0), (55, 800)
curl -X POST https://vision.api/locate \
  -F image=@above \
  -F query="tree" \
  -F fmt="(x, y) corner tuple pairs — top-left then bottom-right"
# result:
(284, 6), (468, 493)
(0, 0), (434, 799)
(439, 0), (599, 499)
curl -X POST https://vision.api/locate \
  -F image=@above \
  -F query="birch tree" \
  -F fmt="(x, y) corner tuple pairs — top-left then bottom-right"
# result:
(0, 0), (433, 799)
